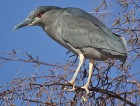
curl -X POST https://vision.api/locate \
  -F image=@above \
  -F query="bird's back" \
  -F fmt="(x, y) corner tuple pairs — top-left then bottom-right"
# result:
(61, 7), (128, 61)
(43, 7), (127, 62)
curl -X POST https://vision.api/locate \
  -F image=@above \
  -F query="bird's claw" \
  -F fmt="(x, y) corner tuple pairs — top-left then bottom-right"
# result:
(81, 85), (90, 95)
(64, 80), (76, 92)
(67, 86), (76, 92)
(81, 85), (89, 102)
(82, 96), (87, 102)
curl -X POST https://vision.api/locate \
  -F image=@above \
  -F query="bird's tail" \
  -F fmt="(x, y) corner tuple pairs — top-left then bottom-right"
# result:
(120, 36), (128, 54)
(114, 34), (128, 62)
(115, 54), (127, 63)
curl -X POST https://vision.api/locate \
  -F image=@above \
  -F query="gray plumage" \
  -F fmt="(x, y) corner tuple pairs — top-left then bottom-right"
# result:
(57, 8), (127, 61)
(14, 6), (128, 94)
(14, 6), (127, 61)
(18, 6), (127, 61)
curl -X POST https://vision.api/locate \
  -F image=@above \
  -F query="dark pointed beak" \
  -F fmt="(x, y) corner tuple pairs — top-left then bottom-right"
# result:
(13, 19), (34, 30)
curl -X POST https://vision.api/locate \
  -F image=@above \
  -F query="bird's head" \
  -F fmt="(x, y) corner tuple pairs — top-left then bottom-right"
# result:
(14, 6), (61, 30)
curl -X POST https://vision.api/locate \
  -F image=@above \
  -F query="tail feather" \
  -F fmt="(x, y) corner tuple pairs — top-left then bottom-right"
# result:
(120, 36), (128, 54)
(114, 54), (127, 62)
(114, 33), (128, 62)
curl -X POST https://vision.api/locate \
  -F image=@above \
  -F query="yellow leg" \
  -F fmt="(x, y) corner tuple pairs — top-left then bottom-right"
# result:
(67, 53), (84, 91)
(81, 59), (94, 95)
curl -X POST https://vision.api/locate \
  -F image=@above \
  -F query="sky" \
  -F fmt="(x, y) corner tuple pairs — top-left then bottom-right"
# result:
(0, 0), (139, 90)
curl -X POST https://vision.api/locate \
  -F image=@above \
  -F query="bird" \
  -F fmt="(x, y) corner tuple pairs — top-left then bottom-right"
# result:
(14, 6), (128, 95)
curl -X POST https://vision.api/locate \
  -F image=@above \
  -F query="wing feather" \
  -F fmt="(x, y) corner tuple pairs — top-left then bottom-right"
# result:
(57, 8), (127, 56)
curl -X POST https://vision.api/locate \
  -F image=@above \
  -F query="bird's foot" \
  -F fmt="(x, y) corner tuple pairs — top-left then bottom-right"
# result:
(65, 80), (75, 86)
(81, 84), (90, 95)
(81, 84), (89, 102)
(82, 96), (87, 102)
(67, 86), (76, 92)
(64, 80), (76, 92)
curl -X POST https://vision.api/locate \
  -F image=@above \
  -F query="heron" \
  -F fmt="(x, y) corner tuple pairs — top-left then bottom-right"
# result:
(14, 6), (127, 95)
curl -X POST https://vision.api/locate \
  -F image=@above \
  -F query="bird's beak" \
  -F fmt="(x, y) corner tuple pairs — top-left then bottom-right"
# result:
(14, 19), (35, 30)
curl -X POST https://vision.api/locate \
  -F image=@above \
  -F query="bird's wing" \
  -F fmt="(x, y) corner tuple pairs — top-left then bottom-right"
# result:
(65, 7), (119, 40)
(57, 8), (127, 56)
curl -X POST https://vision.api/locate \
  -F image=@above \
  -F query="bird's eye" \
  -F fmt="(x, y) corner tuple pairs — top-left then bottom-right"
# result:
(36, 13), (42, 18)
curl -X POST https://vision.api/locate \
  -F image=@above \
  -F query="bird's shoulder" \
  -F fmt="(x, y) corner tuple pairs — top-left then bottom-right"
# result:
(60, 7), (119, 40)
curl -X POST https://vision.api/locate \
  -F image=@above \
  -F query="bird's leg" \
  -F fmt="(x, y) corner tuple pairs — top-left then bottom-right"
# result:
(67, 53), (84, 91)
(81, 59), (94, 95)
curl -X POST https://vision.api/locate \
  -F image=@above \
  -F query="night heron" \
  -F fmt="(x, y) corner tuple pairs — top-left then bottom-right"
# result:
(14, 6), (127, 95)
